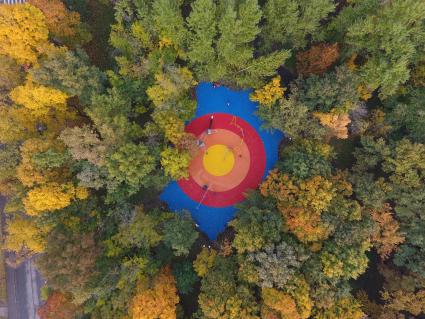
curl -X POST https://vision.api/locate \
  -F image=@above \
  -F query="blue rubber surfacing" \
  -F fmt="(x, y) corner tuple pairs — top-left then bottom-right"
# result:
(160, 82), (283, 239)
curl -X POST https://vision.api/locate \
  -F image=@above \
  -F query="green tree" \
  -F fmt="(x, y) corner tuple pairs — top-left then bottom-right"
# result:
(186, 0), (217, 79)
(295, 66), (360, 113)
(230, 200), (282, 253)
(346, 0), (425, 98)
(160, 147), (191, 180)
(37, 228), (101, 304)
(162, 212), (198, 256)
(278, 140), (333, 179)
(172, 260), (198, 295)
(261, 0), (335, 51)
(152, 0), (187, 52)
(106, 143), (158, 194)
(249, 240), (310, 289)
(198, 256), (260, 319)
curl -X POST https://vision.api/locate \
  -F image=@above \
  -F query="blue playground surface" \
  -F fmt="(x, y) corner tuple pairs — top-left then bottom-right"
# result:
(160, 82), (283, 239)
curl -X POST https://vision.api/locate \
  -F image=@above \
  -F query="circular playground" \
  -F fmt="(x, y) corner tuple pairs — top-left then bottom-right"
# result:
(161, 82), (283, 239)
(178, 113), (266, 207)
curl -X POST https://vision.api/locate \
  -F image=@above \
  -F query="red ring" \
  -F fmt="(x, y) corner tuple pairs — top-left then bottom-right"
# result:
(178, 113), (266, 207)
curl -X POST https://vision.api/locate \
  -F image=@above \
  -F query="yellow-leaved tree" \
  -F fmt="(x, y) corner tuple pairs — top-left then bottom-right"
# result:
(16, 138), (68, 187)
(23, 182), (88, 216)
(3, 216), (46, 260)
(130, 267), (179, 319)
(10, 80), (68, 117)
(262, 288), (301, 319)
(250, 76), (285, 107)
(0, 3), (50, 64)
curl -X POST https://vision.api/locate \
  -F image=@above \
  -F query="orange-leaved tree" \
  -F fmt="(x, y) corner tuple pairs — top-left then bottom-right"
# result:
(313, 112), (351, 139)
(370, 204), (405, 260)
(296, 43), (340, 76)
(37, 291), (79, 319)
(28, 0), (91, 46)
(130, 266), (179, 319)
(260, 170), (335, 243)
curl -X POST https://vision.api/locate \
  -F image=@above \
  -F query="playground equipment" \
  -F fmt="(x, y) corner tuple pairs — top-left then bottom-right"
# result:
(161, 83), (283, 239)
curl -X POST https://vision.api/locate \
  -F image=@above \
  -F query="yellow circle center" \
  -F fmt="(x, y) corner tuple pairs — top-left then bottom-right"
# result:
(203, 144), (235, 176)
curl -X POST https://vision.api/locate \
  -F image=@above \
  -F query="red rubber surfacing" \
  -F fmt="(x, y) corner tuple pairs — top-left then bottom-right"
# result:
(178, 113), (266, 207)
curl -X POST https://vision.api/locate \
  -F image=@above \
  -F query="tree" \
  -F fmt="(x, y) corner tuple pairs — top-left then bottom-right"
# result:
(17, 138), (68, 187)
(262, 288), (301, 319)
(257, 91), (326, 140)
(198, 257), (259, 319)
(160, 147), (191, 180)
(105, 206), (168, 258)
(249, 241), (309, 289)
(295, 66), (360, 113)
(250, 76), (285, 107)
(186, 0), (217, 79)
(130, 267), (179, 319)
(279, 140), (332, 179)
(3, 216), (46, 261)
(260, 171), (335, 243)
(23, 182), (88, 216)
(211, 0), (290, 88)
(193, 248), (217, 277)
(28, 0), (91, 47)
(320, 243), (369, 280)
(59, 125), (107, 166)
(296, 43), (340, 76)
(370, 204), (405, 260)
(37, 291), (79, 319)
(314, 297), (364, 319)
(0, 3), (50, 64)
(162, 212), (198, 256)
(152, 0), (187, 54)
(106, 143), (158, 194)
(230, 204), (282, 254)
(37, 229), (101, 304)
(0, 143), (20, 190)
(261, 0), (335, 50)
(147, 67), (196, 124)
(172, 261), (198, 295)
(384, 88), (425, 144)
(0, 55), (24, 92)
(346, 0), (425, 98)
(30, 48), (105, 105)
(313, 112), (351, 139)
(10, 81), (69, 117)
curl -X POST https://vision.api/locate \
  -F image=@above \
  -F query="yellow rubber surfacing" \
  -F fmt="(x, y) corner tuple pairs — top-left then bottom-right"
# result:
(203, 144), (235, 176)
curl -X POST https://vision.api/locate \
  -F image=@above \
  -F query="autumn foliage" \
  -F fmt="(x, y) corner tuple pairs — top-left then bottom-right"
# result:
(0, 4), (49, 64)
(313, 112), (351, 139)
(37, 291), (79, 319)
(296, 43), (340, 76)
(28, 0), (90, 46)
(260, 170), (335, 243)
(130, 267), (179, 319)
(250, 76), (285, 107)
(370, 204), (405, 260)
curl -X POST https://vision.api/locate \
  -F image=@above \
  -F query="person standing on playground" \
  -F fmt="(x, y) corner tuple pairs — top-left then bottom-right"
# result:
(207, 114), (214, 135)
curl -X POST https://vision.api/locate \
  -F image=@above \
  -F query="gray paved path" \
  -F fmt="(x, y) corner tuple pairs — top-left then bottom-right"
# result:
(1, 197), (43, 319)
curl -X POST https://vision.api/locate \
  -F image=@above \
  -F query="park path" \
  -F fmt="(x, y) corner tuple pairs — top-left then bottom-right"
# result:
(1, 197), (43, 319)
